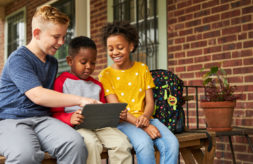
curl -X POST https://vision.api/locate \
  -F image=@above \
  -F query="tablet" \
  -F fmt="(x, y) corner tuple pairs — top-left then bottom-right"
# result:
(75, 103), (127, 130)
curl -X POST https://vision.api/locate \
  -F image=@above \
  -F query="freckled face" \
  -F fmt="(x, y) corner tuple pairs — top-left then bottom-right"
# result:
(106, 34), (134, 70)
(67, 48), (97, 80)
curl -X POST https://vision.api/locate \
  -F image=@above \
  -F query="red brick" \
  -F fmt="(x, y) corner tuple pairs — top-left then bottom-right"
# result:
(246, 110), (253, 117)
(194, 25), (210, 32)
(231, 15), (252, 25)
(175, 37), (185, 44)
(223, 59), (242, 67)
(242, 6), (253, 14)
(175, 52), (185, 58)
(227, 76), (243, 83)
(233, 67), (253, 74)
(178, 14), (193, 22)
(203, 14), (220, 24)
(218, 35), (237, 44)
(202, 0), (219, 9)
(248, 93), (253, 100)
(187, 64), (202, 71)
(222, 26), (241, 35)
(203, 30), (220, 39)
(211, 4), (229, 13)
(204, 46), (222, 54)
(245, 75), (253, 82)
(243, 40), (253, 48)
(185, 19), (201, 27)
(238, 33), (247, 40)
(212, 52), (231, 60)
(187, 49), (202, 57)
(177, 1), (192, 9)
(175, 66), (186, 72)
(191, 41), (207, 48)
(180, 72), (194, 78)
(195, 56), (211, 63)
(187, 34), (202, 42)
(183, 44), (190, 50)
(244, 57), (253, 65)
(231, 0), (251, 8)
(168, 45), (182, 52)
(179, 29), (193, 36)
(212, 20), (230, 29)
(194, 9), (210, 18)
(185, 5), (201, 14)
(243, 23), (253, 31)
(249, 31), (253, 38)
(221, 10), (240, 19)
(178, 58), (193, 65)
(174, 9), (184, 16)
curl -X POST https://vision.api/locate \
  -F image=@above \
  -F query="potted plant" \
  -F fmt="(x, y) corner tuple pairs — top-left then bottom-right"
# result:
(200, 66), (239, 132)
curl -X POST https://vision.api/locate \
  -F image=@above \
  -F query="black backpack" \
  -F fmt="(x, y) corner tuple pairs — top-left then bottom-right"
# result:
(150, 69), (185, 133)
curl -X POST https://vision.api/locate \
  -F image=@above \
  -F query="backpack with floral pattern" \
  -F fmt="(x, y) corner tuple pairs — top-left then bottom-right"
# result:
(150, 69), (185, 133)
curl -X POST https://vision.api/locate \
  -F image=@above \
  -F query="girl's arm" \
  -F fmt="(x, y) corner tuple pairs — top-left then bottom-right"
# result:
(143, 88), (155, 118)
(105, 94), (138, 124)
(136, 88), (154, 127)
(106, 93), (161, 139)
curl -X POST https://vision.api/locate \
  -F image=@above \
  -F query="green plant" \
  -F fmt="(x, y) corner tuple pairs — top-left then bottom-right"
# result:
(201, 66), (238, 102)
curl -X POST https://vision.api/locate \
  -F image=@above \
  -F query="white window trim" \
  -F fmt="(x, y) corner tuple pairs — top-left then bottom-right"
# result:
(107, 0), (167, 69)
(4, 7), (27, 63)
(44, 0), (90, 37)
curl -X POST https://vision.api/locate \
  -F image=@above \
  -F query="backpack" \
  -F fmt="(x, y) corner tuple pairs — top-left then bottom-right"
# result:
(150, 69), (185, 133)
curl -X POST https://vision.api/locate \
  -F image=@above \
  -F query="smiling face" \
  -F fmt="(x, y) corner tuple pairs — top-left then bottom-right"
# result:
(36, 22), (68, 56)
(106, 34), (134, 70)
(67, 47), (97, 80)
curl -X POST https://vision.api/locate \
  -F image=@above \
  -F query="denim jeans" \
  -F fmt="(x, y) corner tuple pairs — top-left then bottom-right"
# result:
(117, 118), (179, 164)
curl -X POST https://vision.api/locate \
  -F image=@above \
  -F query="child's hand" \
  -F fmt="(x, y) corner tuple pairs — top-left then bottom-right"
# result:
(120, 109), (128, 121)
(70, 109), (84, 125)
(136, 115), (150, 128)
(80, 97), (102, 107)
(142, 124), (161, 139)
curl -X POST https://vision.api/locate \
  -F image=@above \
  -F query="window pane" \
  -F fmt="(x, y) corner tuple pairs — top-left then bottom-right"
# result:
(113, 0), (158, 69)
(52, 0), (75, 73)
(7, 10), (25, 57)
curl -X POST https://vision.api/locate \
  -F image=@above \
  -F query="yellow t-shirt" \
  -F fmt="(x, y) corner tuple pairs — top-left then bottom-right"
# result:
(98, 62), (155, 118)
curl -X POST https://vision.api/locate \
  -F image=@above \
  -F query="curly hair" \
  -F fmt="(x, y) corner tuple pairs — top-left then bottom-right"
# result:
(102, 21), (139, 53)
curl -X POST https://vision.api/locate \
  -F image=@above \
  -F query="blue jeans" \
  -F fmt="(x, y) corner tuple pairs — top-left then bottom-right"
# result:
(117, 119), (179, 164)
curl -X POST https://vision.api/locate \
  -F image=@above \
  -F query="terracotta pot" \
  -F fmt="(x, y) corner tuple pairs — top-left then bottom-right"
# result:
(200, 101), (236, 132)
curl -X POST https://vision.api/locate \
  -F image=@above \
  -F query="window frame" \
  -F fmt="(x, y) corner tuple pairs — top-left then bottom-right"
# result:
(107, 0), (167, 69)
(4, 7), (27, 62)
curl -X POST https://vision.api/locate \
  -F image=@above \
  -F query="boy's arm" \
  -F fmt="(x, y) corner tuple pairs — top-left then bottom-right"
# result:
(25, 86), (100, 108)
(105, 94), (137, 125)
(52, 109), (74, 126)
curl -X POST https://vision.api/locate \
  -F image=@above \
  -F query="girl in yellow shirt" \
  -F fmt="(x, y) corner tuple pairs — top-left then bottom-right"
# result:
(99, 21), (179, 164)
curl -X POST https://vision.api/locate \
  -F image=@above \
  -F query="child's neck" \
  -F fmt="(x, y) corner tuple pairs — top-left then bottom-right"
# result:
(26, 41), (47, 63)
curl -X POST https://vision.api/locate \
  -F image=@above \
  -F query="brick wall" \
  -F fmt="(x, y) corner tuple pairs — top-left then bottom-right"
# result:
(90, 0), (108, 78)
(168, 0), (253, 163)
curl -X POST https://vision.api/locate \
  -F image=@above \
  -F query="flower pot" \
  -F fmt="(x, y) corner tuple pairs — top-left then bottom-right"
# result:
(200, 101), (236, 132)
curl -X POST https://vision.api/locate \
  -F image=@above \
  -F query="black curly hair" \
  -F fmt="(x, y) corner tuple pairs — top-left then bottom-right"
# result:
(68, 36), (97, 57)
(102, 21), (139, 53)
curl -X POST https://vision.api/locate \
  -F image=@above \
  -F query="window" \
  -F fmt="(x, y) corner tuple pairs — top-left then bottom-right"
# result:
(108, 0), (167, 69)
(113, 0), (158, 69)
(52, 0), (75, 73)
(5, 8), (26, 58)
